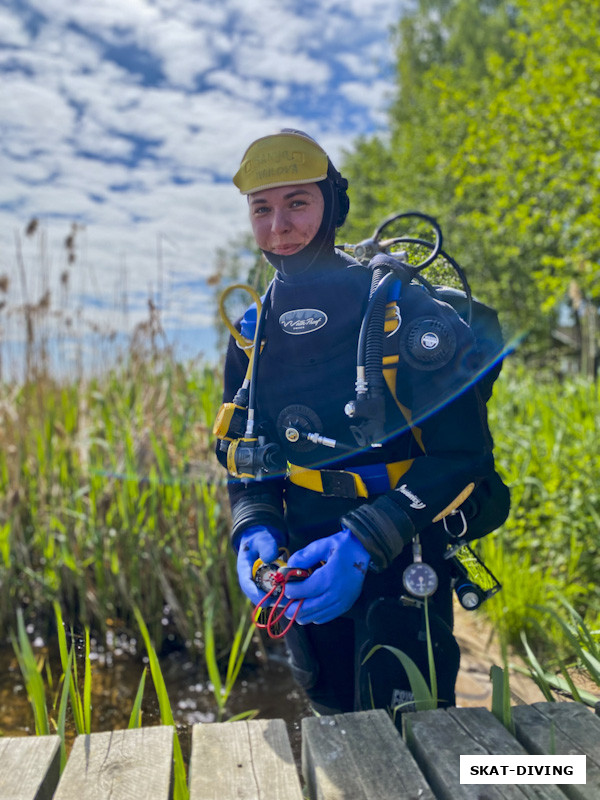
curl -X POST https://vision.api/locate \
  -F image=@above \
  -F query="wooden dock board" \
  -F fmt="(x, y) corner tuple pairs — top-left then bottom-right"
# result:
(513, 702), (600, 800)
(0, 735), (61, 800)
(448, 707), (565, 799)
(188, 718), (303, 800)
(4, 702), (600, 800)
(51, 726), (174, 800)
(302, 708), (435, 800)
(403, 706), (565, 800)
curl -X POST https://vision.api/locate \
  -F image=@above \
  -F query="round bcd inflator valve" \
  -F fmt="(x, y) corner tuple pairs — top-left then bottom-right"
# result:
(400, 317), (457, 370)
(277, 404), (323, 451)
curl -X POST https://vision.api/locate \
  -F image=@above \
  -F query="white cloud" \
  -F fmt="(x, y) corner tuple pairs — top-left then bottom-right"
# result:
(26, 0), (159, 35)
(2, 78), (74, 145)
(339, 79), (395, 120)
(0, 0), (404, 356)
(0, 8), (29, 46)
(143, 19), (217, 88)
(234, 45), (330, 86)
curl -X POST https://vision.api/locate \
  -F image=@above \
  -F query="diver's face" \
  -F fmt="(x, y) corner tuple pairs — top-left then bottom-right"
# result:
(248, 183), (324, 256)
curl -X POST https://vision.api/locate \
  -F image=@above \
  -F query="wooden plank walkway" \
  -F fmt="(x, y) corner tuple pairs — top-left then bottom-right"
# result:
(1, 702), (598, 800)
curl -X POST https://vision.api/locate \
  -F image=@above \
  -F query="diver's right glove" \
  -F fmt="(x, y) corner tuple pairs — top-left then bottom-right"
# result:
(236, 525), (285, 605)
(283, 528), (370, 624)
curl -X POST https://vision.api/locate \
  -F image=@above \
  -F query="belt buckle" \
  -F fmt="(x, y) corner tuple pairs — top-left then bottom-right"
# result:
(320, 470), (358, 499)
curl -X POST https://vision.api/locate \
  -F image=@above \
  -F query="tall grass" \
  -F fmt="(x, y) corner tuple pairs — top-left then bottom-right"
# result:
(516, 597), (600, 707)
(1, 223), (245, 654)
(481, 362), (600, 657)
(0, 343), (246, 654)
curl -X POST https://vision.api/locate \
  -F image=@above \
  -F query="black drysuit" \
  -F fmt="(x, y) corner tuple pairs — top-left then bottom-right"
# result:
(218, 249), (507, 715)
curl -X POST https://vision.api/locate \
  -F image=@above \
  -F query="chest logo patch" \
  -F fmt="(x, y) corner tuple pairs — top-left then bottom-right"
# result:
(279, 308), (328, 335)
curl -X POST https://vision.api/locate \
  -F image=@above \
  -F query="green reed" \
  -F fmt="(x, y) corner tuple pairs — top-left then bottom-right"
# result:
(12, 608), (51, 736)
(134, 605), (189, 800)
(481, 363), (600, 654)
(128, 667), (147, 729)
(489, 632), (515, 736)
(12, 606), (89, 770)
(13, 603), (196, 799)
(0, 346), (245, 657)
(363, 599), (439, 717)
(54, 601), (92, 735)
(515, 596), (600, 706)
(203, 599), (257, 722)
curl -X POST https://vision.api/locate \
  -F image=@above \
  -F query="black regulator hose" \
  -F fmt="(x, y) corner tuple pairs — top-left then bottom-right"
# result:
(356, 270), (395, 385)
(364, 267), (389, 398)
(374, 211), (443, 271)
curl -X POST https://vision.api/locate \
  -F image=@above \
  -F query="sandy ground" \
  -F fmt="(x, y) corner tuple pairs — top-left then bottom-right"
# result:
(454, 601), (557, 708)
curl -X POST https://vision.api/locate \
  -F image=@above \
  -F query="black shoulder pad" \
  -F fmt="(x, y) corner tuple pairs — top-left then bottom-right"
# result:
(399, 315), (457, 371)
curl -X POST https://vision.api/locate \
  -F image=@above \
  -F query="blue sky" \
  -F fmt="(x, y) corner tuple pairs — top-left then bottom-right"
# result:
(0, 0), (407, 365)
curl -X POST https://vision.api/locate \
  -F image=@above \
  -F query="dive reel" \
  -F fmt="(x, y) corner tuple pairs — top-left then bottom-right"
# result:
(251, 551), (320, 638)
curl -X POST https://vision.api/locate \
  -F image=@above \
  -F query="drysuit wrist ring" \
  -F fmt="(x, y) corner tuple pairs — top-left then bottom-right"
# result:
(231, 499), (286, 550)
(341, 496), (415, 572)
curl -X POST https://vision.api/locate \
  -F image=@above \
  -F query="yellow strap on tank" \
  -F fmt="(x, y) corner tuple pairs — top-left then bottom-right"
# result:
(384, 301), (401, 334)
(382, 355), (426, 453)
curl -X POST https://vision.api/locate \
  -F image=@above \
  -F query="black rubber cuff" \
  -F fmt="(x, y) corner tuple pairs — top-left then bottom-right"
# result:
(341, 495), (415, 572)
(230, 498), (286, 550)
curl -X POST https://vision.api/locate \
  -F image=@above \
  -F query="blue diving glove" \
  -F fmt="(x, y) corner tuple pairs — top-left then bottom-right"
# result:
(236, 525), (284, 605)
(283, 528), (370, 625)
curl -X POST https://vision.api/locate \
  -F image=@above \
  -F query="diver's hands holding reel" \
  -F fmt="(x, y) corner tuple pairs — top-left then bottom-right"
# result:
(236, 525), (286, 605)
(283, 528), (370, 625)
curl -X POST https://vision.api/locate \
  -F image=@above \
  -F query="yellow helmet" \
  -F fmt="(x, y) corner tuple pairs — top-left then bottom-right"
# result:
(233, 130), (329, 195)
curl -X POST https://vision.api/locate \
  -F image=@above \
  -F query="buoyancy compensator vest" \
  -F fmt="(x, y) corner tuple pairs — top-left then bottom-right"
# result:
(214, 212), (510, 546)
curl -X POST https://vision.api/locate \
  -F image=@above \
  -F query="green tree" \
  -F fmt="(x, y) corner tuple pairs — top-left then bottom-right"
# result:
(450, 0), (600, 340)
(341, 0), (600, 360)
(342, 0), (517, 234)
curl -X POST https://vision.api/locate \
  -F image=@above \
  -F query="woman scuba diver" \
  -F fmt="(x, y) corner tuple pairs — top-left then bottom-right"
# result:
(215, 129), (509, 717)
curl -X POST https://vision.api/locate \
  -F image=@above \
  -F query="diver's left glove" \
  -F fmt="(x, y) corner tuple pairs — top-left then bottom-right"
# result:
(283, 528), (370, 625)
(236, 525), (285, 606)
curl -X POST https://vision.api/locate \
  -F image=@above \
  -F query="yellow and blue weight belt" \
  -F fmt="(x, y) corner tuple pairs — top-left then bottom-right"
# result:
(287, 459), (414, 499)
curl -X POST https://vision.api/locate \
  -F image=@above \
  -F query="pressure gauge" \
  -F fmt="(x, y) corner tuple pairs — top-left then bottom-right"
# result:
(402, 562), (439, 598)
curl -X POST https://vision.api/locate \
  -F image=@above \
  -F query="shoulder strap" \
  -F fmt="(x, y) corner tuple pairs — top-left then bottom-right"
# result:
(382, 281), (426, 453)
